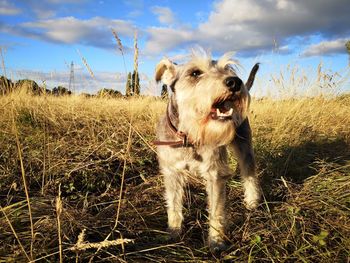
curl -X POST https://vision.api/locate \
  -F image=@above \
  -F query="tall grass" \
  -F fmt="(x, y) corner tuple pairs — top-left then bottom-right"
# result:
(0, 78), (349, 261)
(4, 26), (348, 262)
(11, 101), (34, 260)
(0, 92), (165, 261)
(261, 62), (350, 99)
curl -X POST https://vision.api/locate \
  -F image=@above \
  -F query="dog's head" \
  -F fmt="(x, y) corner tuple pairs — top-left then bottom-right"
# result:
(156, 51), (259, 146)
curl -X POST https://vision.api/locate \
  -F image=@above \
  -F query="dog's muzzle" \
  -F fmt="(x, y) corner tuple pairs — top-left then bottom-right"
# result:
(209, 76), (243, 121)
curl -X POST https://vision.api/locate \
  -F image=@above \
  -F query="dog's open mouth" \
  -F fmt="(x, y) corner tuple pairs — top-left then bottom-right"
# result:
(210, 95), (236, 121)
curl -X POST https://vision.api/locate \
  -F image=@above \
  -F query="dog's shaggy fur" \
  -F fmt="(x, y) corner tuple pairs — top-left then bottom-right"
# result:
(155, 51), (261, 250)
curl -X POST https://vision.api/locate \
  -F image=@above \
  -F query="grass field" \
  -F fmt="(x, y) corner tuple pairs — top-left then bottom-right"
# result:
(0, 88), (350, 262)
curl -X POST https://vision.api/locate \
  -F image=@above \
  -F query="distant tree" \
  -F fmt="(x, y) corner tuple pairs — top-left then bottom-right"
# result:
(16, 79), (43, 95)
(161, 84), (168, 99)
(125, 70), (141, 96)
(132, 70), (140, 95)
(52, 86), (72, 96)
(125, 72), (132, 96)
(0, 76), (14, 95)
(97, 88), (122, 98)
(346, 40), (350, 53)
(346, 40), (350, 66)
(80, 92), (94, 98)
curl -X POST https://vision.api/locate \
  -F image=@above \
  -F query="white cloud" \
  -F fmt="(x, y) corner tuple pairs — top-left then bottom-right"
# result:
(0, 0), (21, 15)
(151, 6), (175, 25)
(19, 16), (135, 49)
(276, 0), (297, 11)
(32, 8), (56, 19)
(3, 0), (350, 58)
(145, 27), (193, 54)
(302, 38), (348, 57)
(144, 0), (350, 56)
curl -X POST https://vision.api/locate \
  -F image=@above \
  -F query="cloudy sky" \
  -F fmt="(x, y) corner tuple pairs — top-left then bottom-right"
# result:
(0, 0), (349, 95)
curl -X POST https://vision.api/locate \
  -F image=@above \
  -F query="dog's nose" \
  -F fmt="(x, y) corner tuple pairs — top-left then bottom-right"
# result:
(225, 76), (242, 92)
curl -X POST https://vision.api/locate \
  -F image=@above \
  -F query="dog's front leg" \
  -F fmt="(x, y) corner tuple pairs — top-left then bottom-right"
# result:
(163, 168), (185, 237)
(205, 170), (227, 249)
(232, 118), (260, 210)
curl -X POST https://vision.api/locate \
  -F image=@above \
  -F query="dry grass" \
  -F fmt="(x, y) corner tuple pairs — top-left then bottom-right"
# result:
(0, 88), (349, 262)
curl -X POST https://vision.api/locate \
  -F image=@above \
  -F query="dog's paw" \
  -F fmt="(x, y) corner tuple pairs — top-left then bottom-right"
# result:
(208, 239), (227, 256)
(244, 187), (260, 210)
(244, 199), (259, 210)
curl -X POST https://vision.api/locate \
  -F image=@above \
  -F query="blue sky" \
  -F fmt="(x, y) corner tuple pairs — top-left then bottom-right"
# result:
(0, 0), (349, 95)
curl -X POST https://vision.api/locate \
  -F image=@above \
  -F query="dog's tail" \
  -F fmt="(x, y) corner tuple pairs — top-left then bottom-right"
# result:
(246, 63), (259, 91)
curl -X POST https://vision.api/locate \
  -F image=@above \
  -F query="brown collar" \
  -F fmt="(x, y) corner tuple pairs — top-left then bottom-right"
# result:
(153, 104), (193, 148)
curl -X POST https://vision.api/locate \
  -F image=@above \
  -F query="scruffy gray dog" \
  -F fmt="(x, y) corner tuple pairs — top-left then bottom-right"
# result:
(154, 50), (260, 250)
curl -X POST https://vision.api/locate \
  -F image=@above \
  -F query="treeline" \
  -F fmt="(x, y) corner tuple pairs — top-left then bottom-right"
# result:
(0, 76), (72, 96)
(0, 76), (123, 98)
(1, 73), (169, 98)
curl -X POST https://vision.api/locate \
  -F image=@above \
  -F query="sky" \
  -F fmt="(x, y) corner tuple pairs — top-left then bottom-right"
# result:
(0, 0), (349, 96)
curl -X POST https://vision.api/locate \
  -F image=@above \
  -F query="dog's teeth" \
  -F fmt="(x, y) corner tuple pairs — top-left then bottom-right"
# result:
(214, 107), (233, 118)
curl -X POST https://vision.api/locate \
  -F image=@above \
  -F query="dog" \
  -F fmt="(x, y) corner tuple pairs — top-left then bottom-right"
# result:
(154, 50), (261, 251)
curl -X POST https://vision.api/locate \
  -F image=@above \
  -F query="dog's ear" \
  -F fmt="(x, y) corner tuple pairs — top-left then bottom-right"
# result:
(155, 58), (177, 86)
(245, 63), (259, 91)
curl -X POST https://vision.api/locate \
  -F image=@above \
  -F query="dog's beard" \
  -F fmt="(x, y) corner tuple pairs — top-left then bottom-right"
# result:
(178, 99), (247, 147)
(199, 120), (235, 146)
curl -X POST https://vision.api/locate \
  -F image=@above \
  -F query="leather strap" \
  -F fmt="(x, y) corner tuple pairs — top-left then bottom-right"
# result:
(153, 104), (193, 147)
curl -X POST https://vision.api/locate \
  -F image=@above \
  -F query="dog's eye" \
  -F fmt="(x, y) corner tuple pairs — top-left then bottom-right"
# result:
(190, 69), (203, 78)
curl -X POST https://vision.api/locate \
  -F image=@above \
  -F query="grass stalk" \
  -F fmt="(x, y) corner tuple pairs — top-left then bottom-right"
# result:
(0, 46), (6, 78)
(56, 184), (63, 263)
(114, 120), (133, 229)
(77, 49), (95, 79)
(0, 205), (31, 261)
(11, 102), (34, 260)
(133, 30), (139, 95)
(111, 29), (128, 77)
(41, 96), (47, 195)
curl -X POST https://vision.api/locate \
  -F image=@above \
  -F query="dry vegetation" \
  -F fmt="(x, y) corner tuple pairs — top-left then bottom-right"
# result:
(0, 83), (350, 262)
